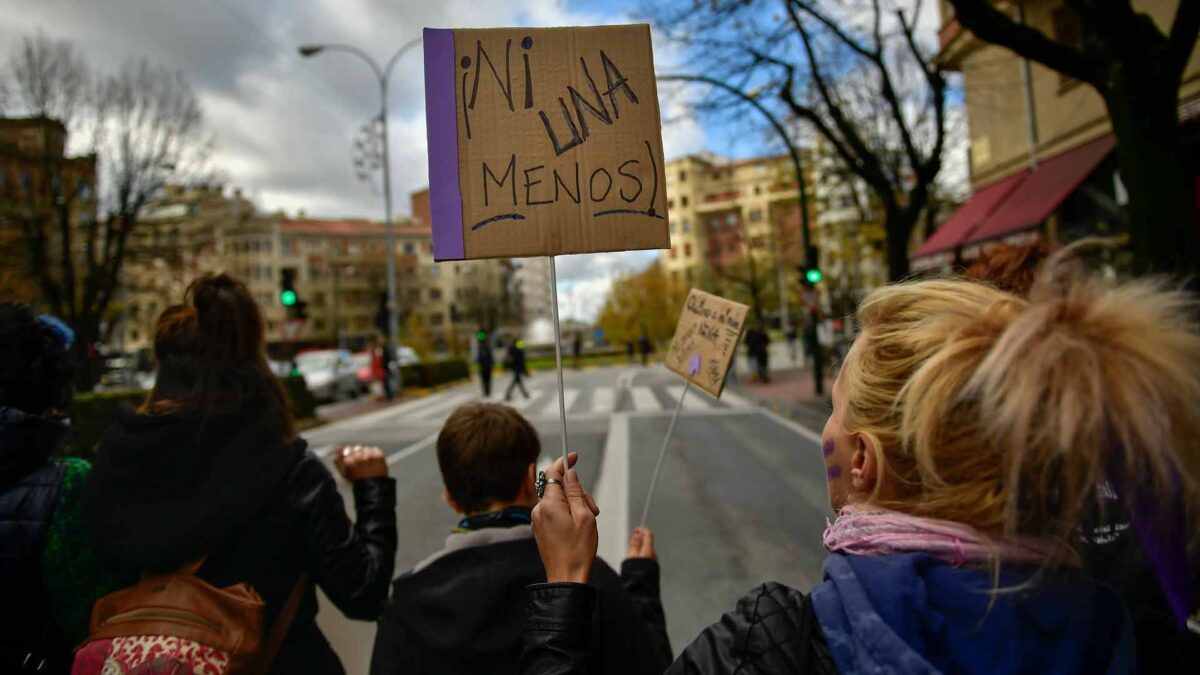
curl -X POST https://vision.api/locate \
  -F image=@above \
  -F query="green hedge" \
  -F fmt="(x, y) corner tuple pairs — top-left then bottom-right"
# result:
(65, 376), (318, 458)
(399, 358), (471, 388)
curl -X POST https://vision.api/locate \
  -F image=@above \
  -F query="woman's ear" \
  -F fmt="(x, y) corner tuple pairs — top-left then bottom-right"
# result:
(850, 432), (882, 493)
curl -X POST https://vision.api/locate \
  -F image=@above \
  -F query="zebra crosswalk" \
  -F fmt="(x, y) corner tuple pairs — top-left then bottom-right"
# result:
(358, 383), (748, 428)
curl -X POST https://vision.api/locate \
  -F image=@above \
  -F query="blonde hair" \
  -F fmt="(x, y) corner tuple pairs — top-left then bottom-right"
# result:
(842, 269), (1200, 539)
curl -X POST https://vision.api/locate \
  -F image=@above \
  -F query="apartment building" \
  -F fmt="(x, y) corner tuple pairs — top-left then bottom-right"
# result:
(660, 153), (815, 291)
(117, 187), (516, 357)
(913, 0), (1200, 270)
(0, 116), (98, 302)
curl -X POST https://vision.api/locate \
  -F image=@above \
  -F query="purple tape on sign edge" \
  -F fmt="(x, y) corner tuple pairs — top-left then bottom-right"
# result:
(423, 28), (465, 261)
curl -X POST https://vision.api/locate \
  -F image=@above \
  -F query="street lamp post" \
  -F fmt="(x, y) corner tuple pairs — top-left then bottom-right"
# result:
(299, 37), (422, 387)
(659, 73), (824, 395)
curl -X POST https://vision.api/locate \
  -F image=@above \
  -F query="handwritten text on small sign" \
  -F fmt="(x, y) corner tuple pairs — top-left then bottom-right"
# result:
(665, 289), (749, 397)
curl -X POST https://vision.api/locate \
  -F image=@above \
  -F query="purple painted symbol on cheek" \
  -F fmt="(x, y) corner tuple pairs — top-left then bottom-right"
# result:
(826, 465), (843, 480)
(822, 439), (835, 457)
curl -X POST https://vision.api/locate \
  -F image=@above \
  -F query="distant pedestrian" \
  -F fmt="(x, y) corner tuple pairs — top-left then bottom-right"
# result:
(0, 304), (111, 673)
(476, 331), (494, 398)
(638, 333), (651, 366)
(786, 322), (799, 363)
(78, 273), (397, 674)
(504, 339), (530, 401)
(373, 335), (395, 401)
(572, 332), (583, 369)
(745, 323), (770, 383)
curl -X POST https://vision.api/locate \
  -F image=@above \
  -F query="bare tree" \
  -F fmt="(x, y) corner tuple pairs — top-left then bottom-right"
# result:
(7, 32), (91, 126)
(1, 34), (207, 386)
(948, 0), (1200, 275)
(652, 0), (949, 280)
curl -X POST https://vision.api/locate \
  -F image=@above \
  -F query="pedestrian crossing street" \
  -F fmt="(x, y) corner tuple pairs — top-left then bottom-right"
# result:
(362, 380), (752, 429)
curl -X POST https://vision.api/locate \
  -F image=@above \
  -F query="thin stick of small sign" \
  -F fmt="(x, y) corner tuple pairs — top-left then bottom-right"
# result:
(639, 354), (700, 529)
(548, 256), (569, 468)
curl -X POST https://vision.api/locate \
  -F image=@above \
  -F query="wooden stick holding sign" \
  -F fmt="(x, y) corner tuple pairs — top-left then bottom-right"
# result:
(639, 289), (750, 527)
(422, 24), (671, 466)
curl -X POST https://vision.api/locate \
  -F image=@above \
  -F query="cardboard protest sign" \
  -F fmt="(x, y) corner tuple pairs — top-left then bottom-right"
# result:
(423, 24), (671, 261)
(665, 289), (749, 397)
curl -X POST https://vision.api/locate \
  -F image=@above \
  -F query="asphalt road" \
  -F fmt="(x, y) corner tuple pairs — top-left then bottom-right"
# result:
(302, 364), (833, 674)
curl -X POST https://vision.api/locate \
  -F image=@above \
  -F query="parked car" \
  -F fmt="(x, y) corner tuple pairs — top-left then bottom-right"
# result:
(351, 351), (373, 386)
(395, 344), (420, 366)
(295, 349), (362, 402)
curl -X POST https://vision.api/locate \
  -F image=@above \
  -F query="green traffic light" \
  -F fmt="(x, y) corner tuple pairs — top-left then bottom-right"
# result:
(476, 330), (488, 341)
(281, 289), (297, 306)
(805, 268), (823, 284)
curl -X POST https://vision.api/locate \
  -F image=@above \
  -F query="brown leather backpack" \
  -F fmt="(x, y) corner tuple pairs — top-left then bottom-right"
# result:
(73, 559), (307, 675)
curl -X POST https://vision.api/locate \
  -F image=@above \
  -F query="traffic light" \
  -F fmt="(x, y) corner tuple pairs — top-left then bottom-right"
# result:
(800, 246), (822, 288)
(280, 268), (297, 307)
(476, 329), (488, 342)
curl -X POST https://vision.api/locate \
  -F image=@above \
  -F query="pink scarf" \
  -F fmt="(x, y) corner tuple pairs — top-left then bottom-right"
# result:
(823, 504), (1080, 568)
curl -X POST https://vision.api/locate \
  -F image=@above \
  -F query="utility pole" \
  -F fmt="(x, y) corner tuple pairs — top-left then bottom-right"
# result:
(300, 36), (422, 388)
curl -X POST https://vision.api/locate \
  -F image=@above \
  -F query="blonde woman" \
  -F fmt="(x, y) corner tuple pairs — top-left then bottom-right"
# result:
(522, 268), (1200, 674)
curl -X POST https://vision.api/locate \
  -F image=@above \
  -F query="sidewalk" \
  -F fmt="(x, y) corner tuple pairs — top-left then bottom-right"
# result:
(731, 365), (834, 435)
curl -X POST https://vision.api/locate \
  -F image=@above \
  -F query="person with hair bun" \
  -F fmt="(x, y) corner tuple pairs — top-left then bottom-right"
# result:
(520, 266), (1200, 674)
(1, 303), (111, 674)
(82, 273), (398, 674)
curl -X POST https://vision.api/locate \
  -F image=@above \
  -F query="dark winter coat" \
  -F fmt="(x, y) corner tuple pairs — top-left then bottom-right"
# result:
(519, 553), (1138, 675)
(1, 407), (110, 675)
(373, 528), (671, 675)
(82, 404), (397, 675)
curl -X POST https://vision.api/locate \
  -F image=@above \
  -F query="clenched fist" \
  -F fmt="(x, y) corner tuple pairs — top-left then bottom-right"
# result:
(333, 445), (388, 482)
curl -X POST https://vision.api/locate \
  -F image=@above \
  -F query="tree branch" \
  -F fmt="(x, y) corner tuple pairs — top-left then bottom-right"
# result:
(947, 0), (1100, 86)
(1168, 0), (1200, 78)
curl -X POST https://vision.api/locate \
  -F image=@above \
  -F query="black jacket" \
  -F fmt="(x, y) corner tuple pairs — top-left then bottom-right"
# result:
(83, 405), (397, 674)
(373, 533), (671, 675)
(520, 582), (834, 675)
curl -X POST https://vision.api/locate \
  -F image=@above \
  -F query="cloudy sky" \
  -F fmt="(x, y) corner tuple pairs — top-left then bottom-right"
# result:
(2, 0), (947, 321)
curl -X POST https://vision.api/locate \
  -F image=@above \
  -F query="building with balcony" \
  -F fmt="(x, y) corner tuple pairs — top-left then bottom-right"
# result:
(913, 0), (1200, 271)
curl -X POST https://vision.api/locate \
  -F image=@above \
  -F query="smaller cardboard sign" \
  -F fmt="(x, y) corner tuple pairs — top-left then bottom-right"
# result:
(665, 289), (750, 397)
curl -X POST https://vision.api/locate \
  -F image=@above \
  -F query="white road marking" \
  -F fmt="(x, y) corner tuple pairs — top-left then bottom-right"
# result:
(530, 388), (579, 418)
(594, 413), (630, 569)
(665, 385), (716, 410)
(591, 387), (616, 414)
(630, 387), (662, 412)
(718, 389), (755, 409)
(385, 430), (440, 466)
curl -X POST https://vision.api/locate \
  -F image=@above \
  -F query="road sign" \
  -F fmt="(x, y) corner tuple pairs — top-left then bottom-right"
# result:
(280, 319), (305, 344)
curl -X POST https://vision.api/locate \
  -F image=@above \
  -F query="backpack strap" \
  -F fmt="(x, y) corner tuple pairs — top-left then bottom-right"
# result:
(249, 571), (309, 675)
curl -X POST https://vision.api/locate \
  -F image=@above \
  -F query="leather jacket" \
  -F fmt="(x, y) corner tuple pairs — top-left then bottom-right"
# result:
(84, 406), (398, 674)
(521, 581), (836, 675)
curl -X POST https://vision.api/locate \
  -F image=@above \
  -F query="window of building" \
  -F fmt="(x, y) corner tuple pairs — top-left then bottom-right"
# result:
(683, 218), (692, 233)
(430, 313), (445, 326)
(679, 170), (687, 182)
(725, 213), (738, 226)
(404, 243), (415, 254)
(684, 243), (692, 258)
(314, 319), (326, 331)
(430, 266), (440, 278)
(728, 243), (738, 253)
(748, 209), (763, 223)
(409, 289), (420, 301)
(708, 216), (721, 230)
(430, 288), (443, 300)
(681, 196), (689, 208)
(668, 198), (675, 210)
(313, 291), (327, 307)
(753, 185), (761, 196)
(130, 329), (139, 342)
(282, 238), (297, 255)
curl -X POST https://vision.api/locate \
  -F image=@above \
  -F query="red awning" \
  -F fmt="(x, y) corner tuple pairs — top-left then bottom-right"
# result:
(966, 134), (1116, 246)
(912, 169), (1029, 258)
